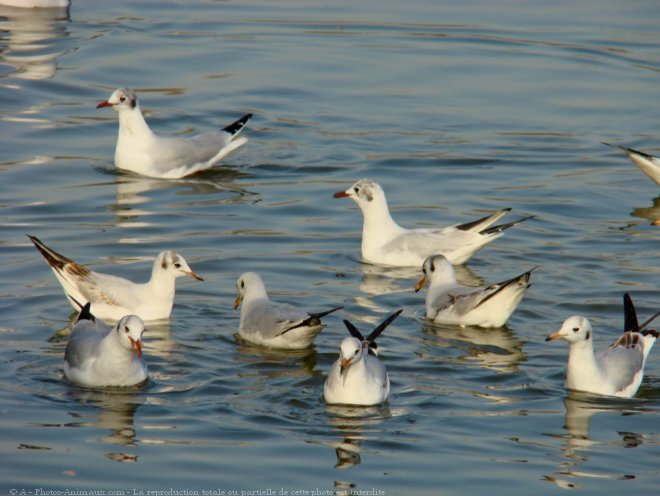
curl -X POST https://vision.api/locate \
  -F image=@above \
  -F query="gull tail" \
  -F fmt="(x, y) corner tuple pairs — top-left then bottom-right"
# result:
(223, 113), (253, 136)
(280, 305), (343, 335)
(477, 267), (536, 307)
(481, 214), (535, 236)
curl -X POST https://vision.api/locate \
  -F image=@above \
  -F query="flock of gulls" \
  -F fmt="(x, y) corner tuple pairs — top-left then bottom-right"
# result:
(23, 83), (660, 406)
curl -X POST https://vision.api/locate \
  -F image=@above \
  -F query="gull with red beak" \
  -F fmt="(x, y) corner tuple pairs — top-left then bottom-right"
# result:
(333, 179), (533, 266)
(64, 303), (148, 387)
(97, 87), (252, 179)
(546, 293), (659, 398)
(28, 234), (203, 322)
(324, 309), (403, 406)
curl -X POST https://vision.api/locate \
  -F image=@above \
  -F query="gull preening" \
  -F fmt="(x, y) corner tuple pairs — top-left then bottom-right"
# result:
(604, 142), (660, 186)
(324, 309), (403, 406)
(97, 88), (252, 179)
(415, 254), (534, 328)
(64, 303), (148, 388)
(545, 293), (659, 398)
(233, 272), (343, 349)
(28, 235), (203, 321)
(333, 179), (533, 266)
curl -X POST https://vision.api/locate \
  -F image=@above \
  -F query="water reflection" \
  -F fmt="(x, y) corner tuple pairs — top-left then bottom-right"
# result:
(421, 321), (524, 373)
(321, 403), (391, 472)
(544, 392), (648, 489)
(0, 4), (70, 81)
(65, 388), (146, 463)
(111, 169), (255, 230)
(631, 195), (660, 226)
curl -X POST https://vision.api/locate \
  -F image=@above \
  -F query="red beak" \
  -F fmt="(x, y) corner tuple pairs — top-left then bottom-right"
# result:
(96, 101), (112, 108)
(333, 191), (349, 198)
(129, 337), (143, 358)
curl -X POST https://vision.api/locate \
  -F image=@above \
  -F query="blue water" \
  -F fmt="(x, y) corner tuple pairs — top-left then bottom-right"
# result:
(1, 0), (659, 494)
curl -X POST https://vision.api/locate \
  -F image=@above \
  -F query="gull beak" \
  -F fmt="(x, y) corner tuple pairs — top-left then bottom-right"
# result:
(339, 358), (352, 384)
(233, 295), (242, 310)
(187, 270), (204, 282)
(545, 331), (564, 342)
(96, 100), (112, 109)
(414, 277), (427, 293)
(129, 337), (143, 358)
(333, 191), (350, 198)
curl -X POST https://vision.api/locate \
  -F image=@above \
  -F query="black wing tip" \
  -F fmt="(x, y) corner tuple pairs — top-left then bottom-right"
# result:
(482, 214), (536, 235)
(622, 292), (640, 334)
(366, 308), (404, 343)
(75, 301), (95, 323)
(222, 113), (253, 135)
(342, 319), (364, 341)
(311, 305), (344, 320)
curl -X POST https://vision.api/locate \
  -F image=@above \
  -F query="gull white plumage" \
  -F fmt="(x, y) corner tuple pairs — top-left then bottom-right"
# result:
(324, 309), (402, 406)
(415, 254), (533, 327)
(604, 142), (660, 186)
(28, 235), (203, 321)
(233, 272), (342, 349)
(333, 179), (533, 266)
(97, 88), (252, 179)
(546, 293), (660, 398)
(64, 303), (148, 388)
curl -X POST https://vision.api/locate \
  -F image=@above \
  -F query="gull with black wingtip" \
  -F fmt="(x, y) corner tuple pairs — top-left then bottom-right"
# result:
(64, 303), (148, 388)
(233, 272), (342, 349)
(546, 293), (660, 398)
(28, 234), (203, 321)
(333, 179), (533, 266)
(97, 87), (252, 179)
(324, 309), (402, 406)
(415, 254), (534, 327)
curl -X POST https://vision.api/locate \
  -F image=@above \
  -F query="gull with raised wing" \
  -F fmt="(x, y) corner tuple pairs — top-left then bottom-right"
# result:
(28, 235), (203, 321)
(97, 88), (252, 179)
(604, 142), (660, 186)
(324, 309), (402, 406)
(64, 303), (148, 388)
(546, 293), (660, 398)
(333, 179), (533, 266)
(415, 254), (533, 327)
(233, 272), (343, 349)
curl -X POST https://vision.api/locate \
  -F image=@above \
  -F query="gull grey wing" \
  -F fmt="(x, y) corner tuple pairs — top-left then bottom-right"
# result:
(64, 321), (108, 369)
(597, 344), (644, 393)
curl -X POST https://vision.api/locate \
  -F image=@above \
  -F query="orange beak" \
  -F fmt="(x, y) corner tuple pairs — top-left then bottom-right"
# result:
(333, 191), (349, 198)
(129, 337), (143, 358)
(233, 295), (242, 310)
(414, 277), (427, 293)
(545, 331), (563, 342)
(96, 101), (112, 108)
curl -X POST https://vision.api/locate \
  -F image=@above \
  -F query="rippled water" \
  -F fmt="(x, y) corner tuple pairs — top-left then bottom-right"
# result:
(1, 1), (659, 494)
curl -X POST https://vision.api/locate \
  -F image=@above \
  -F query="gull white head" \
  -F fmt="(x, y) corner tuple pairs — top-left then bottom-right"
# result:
(155, 251), (204, 282)
(338, 336), (365, 379)
(333, 179), (386, 211)
(233, 271), (266, 309)
(114, 314), (145, 358)
(97, 88), (139, 113)
(415, 254), (456, 292)
(546, 316), (592, 345)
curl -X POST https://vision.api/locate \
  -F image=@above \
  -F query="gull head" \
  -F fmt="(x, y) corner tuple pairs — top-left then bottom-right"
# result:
(546, 315), (593, 345)
(415, 254), (455, 292)
(156, 251), (204, 281)
(333, 179), (385, 209)
(339, 336), (364, 381)
(233, 271), (265, 309)
(97, 88), (139, 112)
(115, 314), (145, 358)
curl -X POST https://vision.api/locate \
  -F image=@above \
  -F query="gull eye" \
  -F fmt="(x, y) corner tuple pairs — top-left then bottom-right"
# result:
(119, 96), (126, 102)
(572, 327), (579, 333)
(174, 262), (182, 269)
(354, 348), (360, 356)
(240, 280), (245, 289)
(124, 325), (130, 334)
(354, 187), (359, 193)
